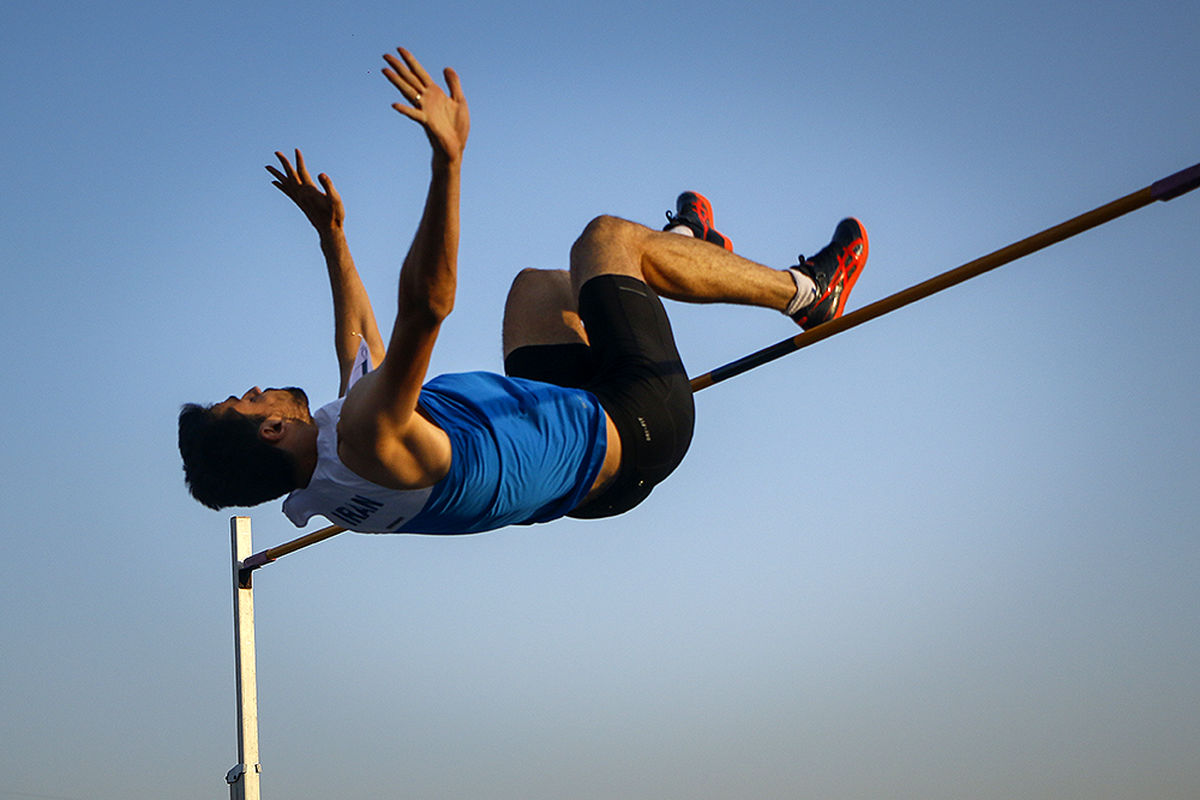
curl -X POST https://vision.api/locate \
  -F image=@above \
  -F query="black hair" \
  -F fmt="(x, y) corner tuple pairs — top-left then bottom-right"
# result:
(178, 403), (297, 510)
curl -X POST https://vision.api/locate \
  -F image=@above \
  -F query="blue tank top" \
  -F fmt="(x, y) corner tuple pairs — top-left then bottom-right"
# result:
(402, 372), (606, 532)
(284, 371), (607, 534)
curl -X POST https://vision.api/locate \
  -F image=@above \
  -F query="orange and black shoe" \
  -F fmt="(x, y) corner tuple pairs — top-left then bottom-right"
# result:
(788, 218), (869, 329)
(664, 191), (734, 251)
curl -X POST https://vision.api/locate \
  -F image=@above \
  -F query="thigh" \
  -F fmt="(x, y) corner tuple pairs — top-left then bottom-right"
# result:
(567, 215), (650, 295)
(577, 273), (686, 380)
(502, 268), (588, 357)
(568, 274), (695, 517)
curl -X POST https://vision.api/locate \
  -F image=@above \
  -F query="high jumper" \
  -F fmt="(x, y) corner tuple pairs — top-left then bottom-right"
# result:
(178, 46), (868, 534)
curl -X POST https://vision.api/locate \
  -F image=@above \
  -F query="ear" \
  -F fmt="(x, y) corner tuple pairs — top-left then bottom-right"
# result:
(258, 417), (287, 443)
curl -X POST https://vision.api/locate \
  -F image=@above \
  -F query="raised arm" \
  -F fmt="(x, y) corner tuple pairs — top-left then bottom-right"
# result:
(266, 149), (386, 396)
(336, 47), (470, 489)
(372, 47), (469, 407)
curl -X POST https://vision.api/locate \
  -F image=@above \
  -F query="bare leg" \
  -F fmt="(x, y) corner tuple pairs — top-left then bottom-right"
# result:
(568, 215), (795, 310)
(502, 268), (589, 357)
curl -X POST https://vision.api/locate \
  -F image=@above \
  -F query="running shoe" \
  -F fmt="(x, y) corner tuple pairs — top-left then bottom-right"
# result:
(788, 218), (868, 329)
(664, 191), (734, 251)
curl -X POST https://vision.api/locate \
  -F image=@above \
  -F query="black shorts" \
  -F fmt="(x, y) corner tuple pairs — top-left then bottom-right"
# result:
(503, 274), (695, 518)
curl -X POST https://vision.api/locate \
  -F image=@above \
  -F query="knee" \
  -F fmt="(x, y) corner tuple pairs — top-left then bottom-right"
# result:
(572, 214), (641, 254)
(579, 213), (630, 239)
(508, 267), (571, 299)
(505, 269), (575, 324)
(501, 268), (585, 356)
(509, 266), (546, 292)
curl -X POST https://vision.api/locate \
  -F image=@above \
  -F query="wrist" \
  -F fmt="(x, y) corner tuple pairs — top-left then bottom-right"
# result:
(432, 151), (463, 172)
(317, 221), (346, 242)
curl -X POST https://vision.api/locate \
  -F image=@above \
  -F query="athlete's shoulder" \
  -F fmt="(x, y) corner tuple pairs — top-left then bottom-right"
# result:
(335, 371), (452, 491)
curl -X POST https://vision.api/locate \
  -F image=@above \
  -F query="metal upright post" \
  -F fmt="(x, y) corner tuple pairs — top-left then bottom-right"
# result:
(228, 516), (262, 800)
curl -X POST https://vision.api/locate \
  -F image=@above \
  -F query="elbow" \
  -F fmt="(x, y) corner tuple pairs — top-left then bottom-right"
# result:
(425, 281), (456, 322)
(429, 296), (455, 322)
(398, 291), (454, 326)
(397, 267), (456, 323)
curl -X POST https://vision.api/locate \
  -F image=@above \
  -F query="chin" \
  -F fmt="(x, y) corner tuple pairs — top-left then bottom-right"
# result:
(281, 386), (309, 406)
(266, 386), (311, 417)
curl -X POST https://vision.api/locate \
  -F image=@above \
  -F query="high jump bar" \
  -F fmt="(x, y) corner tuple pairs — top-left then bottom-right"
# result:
(690, 160), (1199, 390)
(237, 160), (1199, 581)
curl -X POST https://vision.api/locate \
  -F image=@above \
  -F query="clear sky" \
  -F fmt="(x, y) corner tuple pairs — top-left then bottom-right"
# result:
(2, 1), (1197, 798)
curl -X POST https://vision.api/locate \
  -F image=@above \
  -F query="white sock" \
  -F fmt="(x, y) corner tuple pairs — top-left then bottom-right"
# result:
(784, 268), (818, 316)
(666, 225), (695, 237)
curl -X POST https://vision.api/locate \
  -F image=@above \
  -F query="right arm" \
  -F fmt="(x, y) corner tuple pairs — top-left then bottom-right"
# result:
(267, 149), (387, 396)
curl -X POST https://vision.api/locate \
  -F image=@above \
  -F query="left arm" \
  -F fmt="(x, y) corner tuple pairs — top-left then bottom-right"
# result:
(337, 47), (471, 489)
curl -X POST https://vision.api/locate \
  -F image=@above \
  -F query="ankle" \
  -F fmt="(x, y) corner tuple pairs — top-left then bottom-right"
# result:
(784, 267), (817, 316)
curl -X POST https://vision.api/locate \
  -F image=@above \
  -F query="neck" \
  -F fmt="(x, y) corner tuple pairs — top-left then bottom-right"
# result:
(284, 423), (320, 489)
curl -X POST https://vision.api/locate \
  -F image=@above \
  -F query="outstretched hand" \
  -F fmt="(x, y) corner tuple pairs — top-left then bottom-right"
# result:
(382, 47), (469, 163)
(266, 149), (344, 233)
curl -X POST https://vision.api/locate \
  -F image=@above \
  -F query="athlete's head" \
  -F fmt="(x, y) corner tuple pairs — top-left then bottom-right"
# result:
(178, 387), (312, 510)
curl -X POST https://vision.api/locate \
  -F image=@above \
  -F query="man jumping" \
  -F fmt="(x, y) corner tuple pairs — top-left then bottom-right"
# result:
(178, 46), (868, 533)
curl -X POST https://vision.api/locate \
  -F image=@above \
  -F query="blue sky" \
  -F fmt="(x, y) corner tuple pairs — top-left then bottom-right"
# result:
(2, 1), (1197, 798)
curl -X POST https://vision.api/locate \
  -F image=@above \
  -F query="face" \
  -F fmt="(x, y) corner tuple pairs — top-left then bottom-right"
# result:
(213, 386), (312, 422)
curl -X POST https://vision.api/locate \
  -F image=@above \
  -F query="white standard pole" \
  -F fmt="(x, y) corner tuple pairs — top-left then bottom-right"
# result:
(228, 516), (262, 800)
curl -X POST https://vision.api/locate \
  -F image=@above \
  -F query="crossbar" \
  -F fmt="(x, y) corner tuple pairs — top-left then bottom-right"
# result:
(238, 523), (345, 586)
(690, 160), (1199, 391)
(237, 160), (1198, 574)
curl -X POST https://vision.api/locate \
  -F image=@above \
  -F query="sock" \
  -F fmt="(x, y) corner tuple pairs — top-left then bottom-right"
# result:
(666, 225), (695, 238)
(784, 267), (818, 316)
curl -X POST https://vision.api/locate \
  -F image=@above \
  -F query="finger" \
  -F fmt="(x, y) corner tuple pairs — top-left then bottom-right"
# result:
(391, 102), (422, 122)
(317, 173), (340, 202)
(275, 151), (298, 182)
(382, 56), (419, 94)
(444, 67), (463, 101)
(264, 165), (287, 183)
(397, 47), (435, 88)
(294, 149), (315, 186)
(382, 67), (424, 108)
(381, 65), (409, 93)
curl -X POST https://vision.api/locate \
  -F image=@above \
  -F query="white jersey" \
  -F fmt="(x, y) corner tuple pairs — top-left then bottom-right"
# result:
(281, 396), (434, 532)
